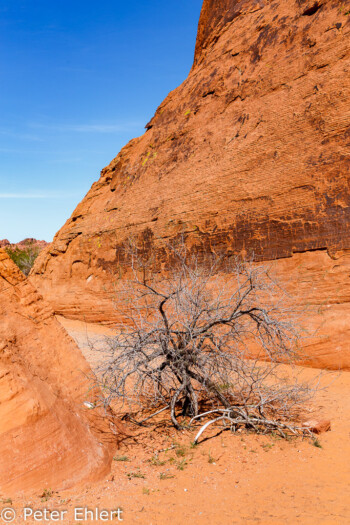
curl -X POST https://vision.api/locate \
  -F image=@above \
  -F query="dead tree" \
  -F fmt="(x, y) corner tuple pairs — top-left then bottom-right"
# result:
(96, 240), (314, 439)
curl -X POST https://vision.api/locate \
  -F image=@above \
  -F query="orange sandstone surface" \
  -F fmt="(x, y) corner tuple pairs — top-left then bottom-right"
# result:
(0, 250), (115, 495)
(30, 0), (350, 369)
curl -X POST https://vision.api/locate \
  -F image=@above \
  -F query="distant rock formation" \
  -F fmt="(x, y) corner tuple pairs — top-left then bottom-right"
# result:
(31, 0), (350, 369)
(0, 249), (114, 494)
(0, 238), (48, 250)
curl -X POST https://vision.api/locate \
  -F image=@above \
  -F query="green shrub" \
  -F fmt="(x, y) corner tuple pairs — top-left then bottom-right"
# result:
(5, 241), (40, 276)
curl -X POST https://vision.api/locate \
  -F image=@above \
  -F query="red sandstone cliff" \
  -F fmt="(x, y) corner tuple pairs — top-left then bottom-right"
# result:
(31, 0), (350, 369)
(0, 250), (114, 494)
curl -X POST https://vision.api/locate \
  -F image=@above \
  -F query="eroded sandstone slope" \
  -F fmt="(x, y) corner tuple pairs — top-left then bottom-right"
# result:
(31, 0), (350, 369)
(0, 250), (114, 494)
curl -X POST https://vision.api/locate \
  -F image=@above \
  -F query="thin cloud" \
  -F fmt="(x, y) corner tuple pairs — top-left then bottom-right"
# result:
(0, 191), (79, 199)
(29, 122), (144, 133)
(0, 129), (43, 142)
(70, 123), (141, 133)
(48, 157), (83, 164)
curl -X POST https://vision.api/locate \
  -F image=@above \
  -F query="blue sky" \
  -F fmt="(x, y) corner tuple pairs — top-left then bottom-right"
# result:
(0, 0), (203, 242)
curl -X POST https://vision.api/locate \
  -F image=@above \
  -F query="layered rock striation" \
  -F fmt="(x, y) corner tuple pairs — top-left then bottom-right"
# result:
(31, 0), (350, 369)
(0, 250), (114, 494)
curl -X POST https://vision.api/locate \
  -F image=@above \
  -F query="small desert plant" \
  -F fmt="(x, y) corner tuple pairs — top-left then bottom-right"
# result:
(5, 241), (40, 276)
(174, 444), (187, 458)
(176, 458), (189, 470)
(261, 442), (274, 451)
(312, 438), (322, 448)
(96, 239), (316, 441)
(127, 471), (146, 480)
(113, 455), (130, 462)
(40, 488), (53, 501)
(208, 451), (217, 464)
(159, 472), (174, 480)
(149, 455), (167, 467)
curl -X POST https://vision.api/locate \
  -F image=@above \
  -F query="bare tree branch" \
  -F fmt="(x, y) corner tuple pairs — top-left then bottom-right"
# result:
(94, 238), (315, 439)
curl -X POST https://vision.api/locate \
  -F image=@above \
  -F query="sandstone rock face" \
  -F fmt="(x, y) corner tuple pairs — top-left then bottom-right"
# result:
(31, 0), (350, 369)
(0, 250), (114, 494)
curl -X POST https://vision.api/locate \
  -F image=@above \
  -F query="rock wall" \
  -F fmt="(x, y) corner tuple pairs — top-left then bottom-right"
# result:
(31, 0), (350, 369)
(0, 250), (114, 494)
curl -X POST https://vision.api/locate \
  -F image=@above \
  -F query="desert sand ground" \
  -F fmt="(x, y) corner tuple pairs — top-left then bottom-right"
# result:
(7, 317), (349, 525)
